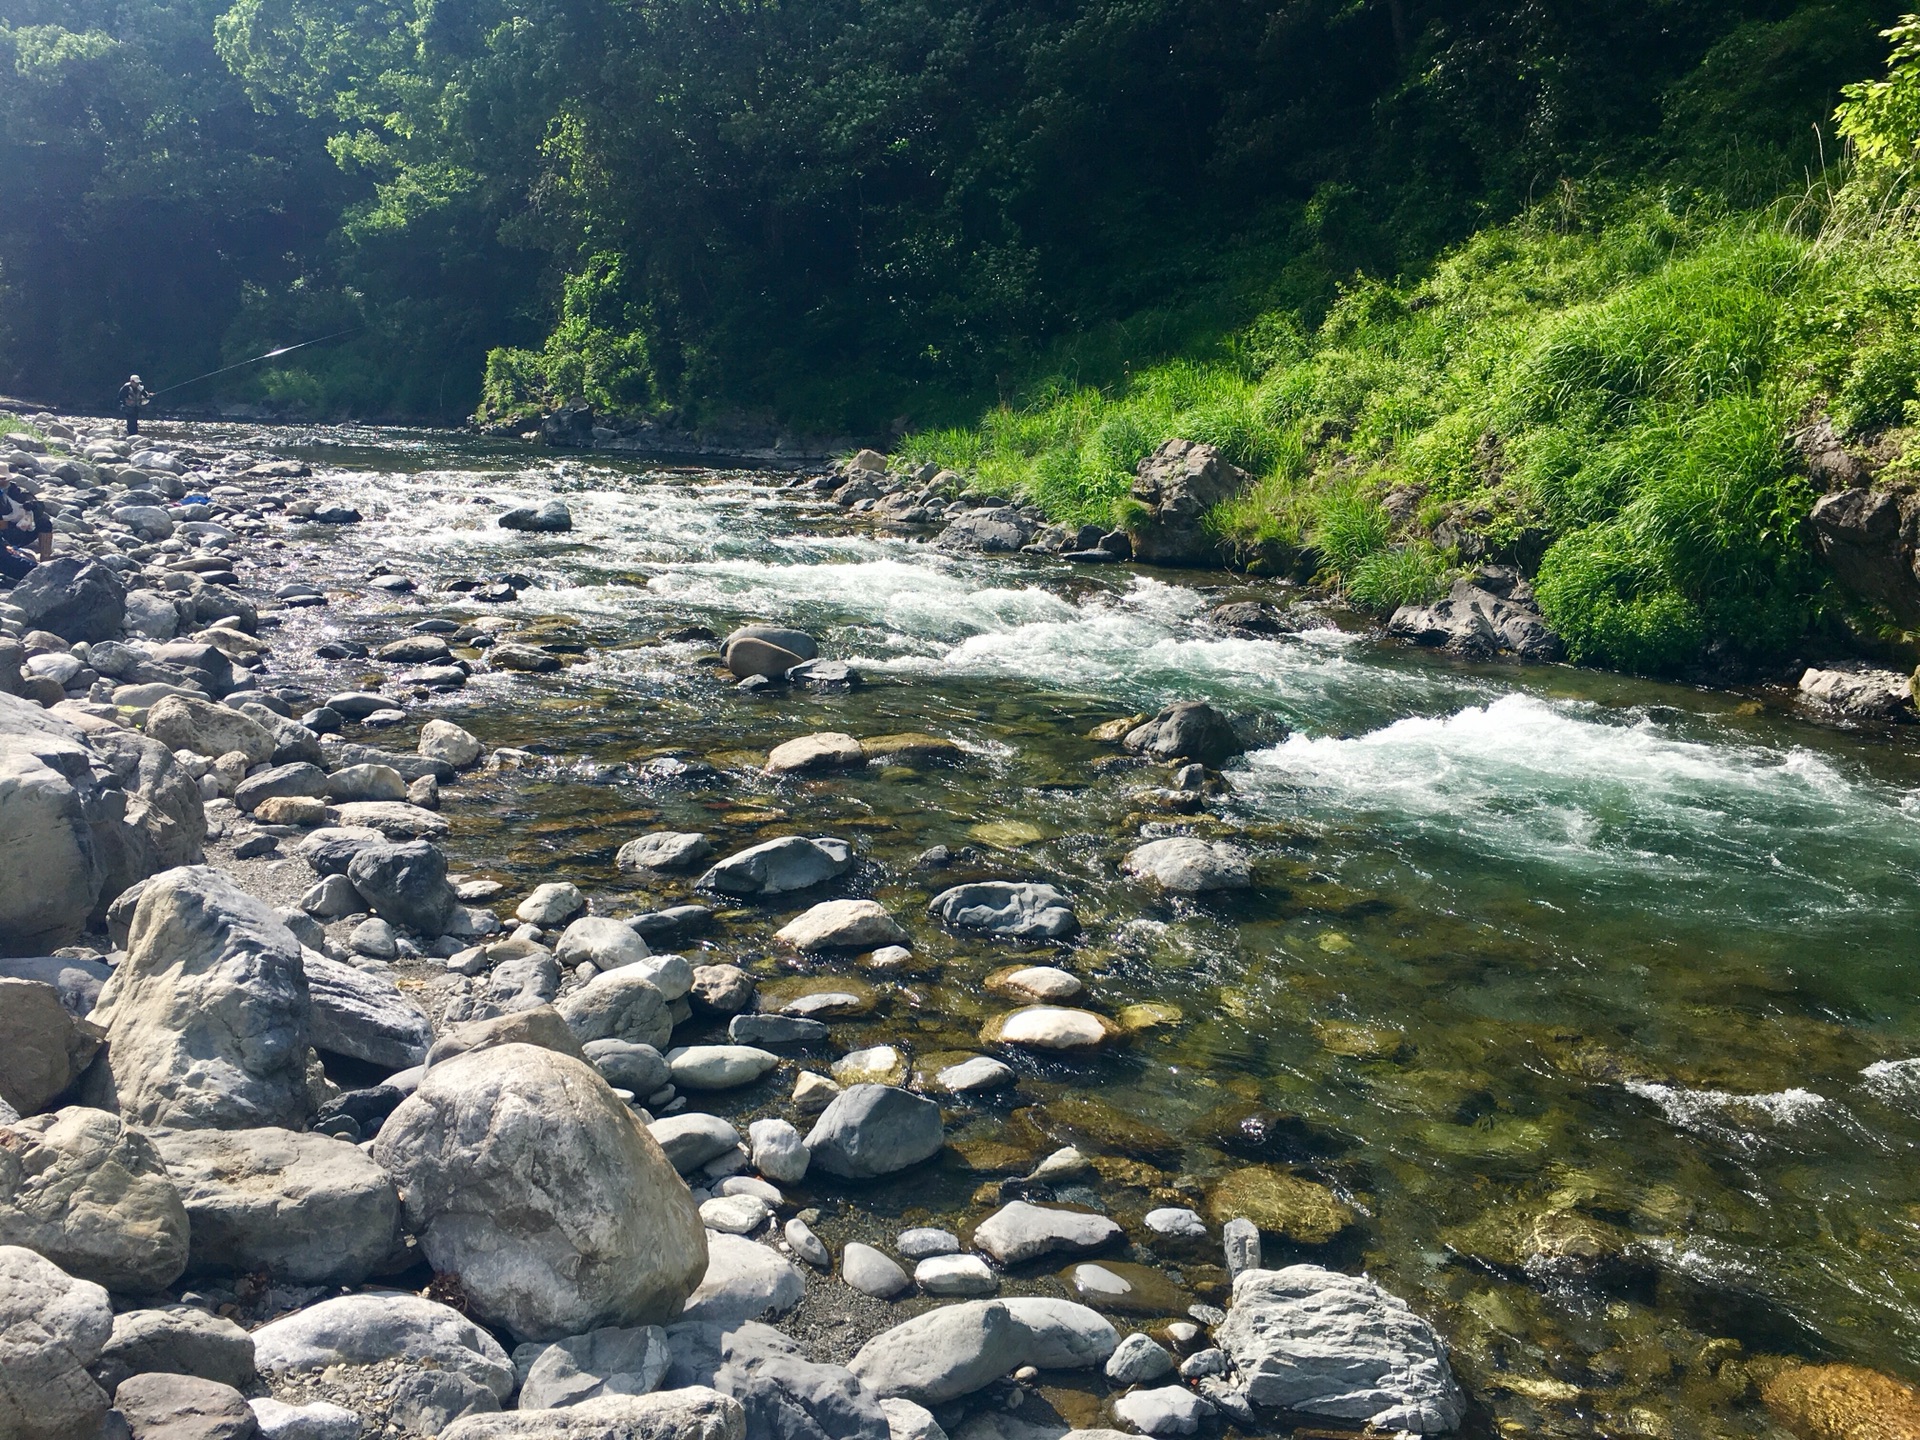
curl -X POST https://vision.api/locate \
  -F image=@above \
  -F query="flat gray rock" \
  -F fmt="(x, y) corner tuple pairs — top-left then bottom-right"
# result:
(516, 1323), (670, 1409)
(678, 1234), (805, 1328)
(114, 1372), (258, 1440)
(971, 1202), (1122, 1265)
(1112, 1385), (1209, 1437)
(148, 1126), (401, 1286)
(649, 1114), (742, 1174)
(848, 1301), (1025, 1404)
(303, 953), (433, 1069)
(441, 1388), (745, 1440)
(1120, 837), (1251, 893)
(616, 832), (714, 873)
(95, 1305), (256, 1392)
(555, 968), (672, 1050)
(804, 1085), (944, 1179)
(842, 1242), (910, 1299)
(696, 836), (852, 897)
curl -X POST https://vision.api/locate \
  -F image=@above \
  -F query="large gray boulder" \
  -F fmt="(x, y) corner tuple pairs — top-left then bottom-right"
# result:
(664, 1320), (888, 1440)
(1214, 1265), (1464, 1433)
(303, 953), (433, 1069)
(0, 696), (118, 952)
(847, 1302), (1025, 1405)
(0, 976), (101, 1115)
(1121, 702), (1242, 766)
(1120, 838), (1251, 893)
(677, 1234), (805, 1329)
(1124, 440), (1247, 566)
(88, 726), (207, 876)
(89, 866), (314, 1131)
(95, 1305), (257, 1392)
(555, 968), (672, 1050)
(144, 695), (277, 765)
(926, 883), (1078, 943)
(147, 1126), (402, 1285)
(113, 1371), (259, 1440)
(0, 1105), (190, 1291)
(372, 1044), (708, 1342)
(1797, 665), (1915, 721)
(346, 839), (458, 935)
(934, 508), (1037, 554)
(1808, 486), (1920, 626)
(13, 556), (126, 643)
(696, 837), (852, 897)
(804, 1085), (944, 1179)
(440, 1388), (746, 1440)
(0, 1244), (115, 1440)
(517, 1324), (670, 1409)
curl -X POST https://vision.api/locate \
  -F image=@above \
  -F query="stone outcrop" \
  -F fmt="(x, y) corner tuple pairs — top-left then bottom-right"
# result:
(0, 1244), (116, 1440)
(1808, 488), (1920, 627)
(1389, 570), (1562, 662)
(1124, 440), (1249, 566)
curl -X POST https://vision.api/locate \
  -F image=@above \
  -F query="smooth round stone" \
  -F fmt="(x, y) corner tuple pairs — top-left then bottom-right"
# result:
(915, 1253), (997, 1296)
(1144, 1207), (1208, 1239)
(360, 708), (409, 728)
(980, 1006), (1121, 1052)
(832, 1045), (908, 1087)
(785, 1218), (830, 1269)
(765, 731), (865, 776)
(988, 965), (1083, 1002)
(864, 944), (914, 972)
(668, 1045), (780, 1090)
(934, 1056), (1014, 1094)
(516, 882), (586, 926)
(255, 795), (328, 826)
(718, 1175), (782, 1206)
(792, 1072), (841, 1113)
(699, 1193), (772, 1236)
(842, 1242), (911, 1299)
(895, 1228), (960, 1260)
(1114, 1386), (1209, 1437)
(774, 898), (908, 952)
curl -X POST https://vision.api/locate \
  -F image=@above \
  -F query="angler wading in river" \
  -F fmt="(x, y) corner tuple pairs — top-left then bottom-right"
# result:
(118, 374), (149, 435)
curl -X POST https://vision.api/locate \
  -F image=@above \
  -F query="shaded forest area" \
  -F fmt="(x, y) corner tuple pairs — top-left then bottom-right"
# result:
(0, 0), (1897, 428)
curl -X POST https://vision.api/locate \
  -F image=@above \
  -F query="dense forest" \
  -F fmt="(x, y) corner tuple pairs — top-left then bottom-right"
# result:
(12, 0), (1920, 674)
(0, 0), (1898, 428)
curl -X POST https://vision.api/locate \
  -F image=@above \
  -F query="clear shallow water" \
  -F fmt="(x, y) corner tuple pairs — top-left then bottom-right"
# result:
(188, 424), (1920, 1436)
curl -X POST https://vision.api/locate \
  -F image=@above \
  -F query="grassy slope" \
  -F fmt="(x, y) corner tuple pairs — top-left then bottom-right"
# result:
(896, 190), (1920, 674)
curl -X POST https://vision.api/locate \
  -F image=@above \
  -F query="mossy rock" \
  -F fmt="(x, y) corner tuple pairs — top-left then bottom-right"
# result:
(1116, 1002), (1183, 1033)
(1315, 1019), (1408, 1060)
(860, 733), (966, 765)
(1058, 1259), (1193, 1316)
(953, 1138), (1039, 1174)
(1760, 1362), (1920, 1440)
(1028, 1095), (1184, 1167)
(1204, 1166), (1355, 1244)
(1444, 1203), (1639, 1276)
(968, 819), (1049, 849)
(1087, 714), (1146, 742)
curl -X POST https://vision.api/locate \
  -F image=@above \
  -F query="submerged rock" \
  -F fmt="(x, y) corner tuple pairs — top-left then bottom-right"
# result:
(1760, 1361), (1920, 1440)
(927, 882), (1078, 942)
(1205, 1166), (1354, 1245)
(1121, 837), (1252, 892)
(697, 836), (853, 897)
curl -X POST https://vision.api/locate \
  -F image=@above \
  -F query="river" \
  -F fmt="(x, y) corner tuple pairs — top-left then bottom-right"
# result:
(183, 420), (1920, 1437)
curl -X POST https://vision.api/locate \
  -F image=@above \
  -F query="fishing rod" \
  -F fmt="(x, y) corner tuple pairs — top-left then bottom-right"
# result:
(148, 327), (363, 398)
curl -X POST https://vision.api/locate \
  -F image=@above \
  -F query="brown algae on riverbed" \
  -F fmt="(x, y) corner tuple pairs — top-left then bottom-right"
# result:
(58, 419), (1920, 1436)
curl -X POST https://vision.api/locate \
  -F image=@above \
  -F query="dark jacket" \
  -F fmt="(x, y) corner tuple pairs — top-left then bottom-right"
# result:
(119, 381), (148, 411)
(0, 481), (49, 545)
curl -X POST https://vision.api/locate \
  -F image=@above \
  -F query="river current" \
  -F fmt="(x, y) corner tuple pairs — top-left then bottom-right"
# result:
(185, 422), (1920, 1437)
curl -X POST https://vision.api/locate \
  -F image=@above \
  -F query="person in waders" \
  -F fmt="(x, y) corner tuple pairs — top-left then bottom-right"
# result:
(118, 374), (150, 435)
(0, 476), (53, 585)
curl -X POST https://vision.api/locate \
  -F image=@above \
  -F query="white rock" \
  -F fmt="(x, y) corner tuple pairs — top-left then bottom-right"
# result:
(980, 1007), (1118, 1052)
(1105, 1332), (1176, 1386)
(915, 1254), (996, 1296)
(841, 1242), (910, 1299)
(250, 1398), (364, 1440)
(972, 1202), (1121, 1265)
(775, 899), (908, 951)
(250, 1292), (515, 1400)
(1120, 837), (1252, 893)
(1113, 1385), (1209, 1436)
(879, 1397), (948, 1440)
(668, 1045), (779, 1090)
(517, 882), (586, 925)
(555, 915), (652, 971)
(765, 732), (865, 776)
(933, 1057), (1013, 1094)
(699, 1194), (771, 1236)
(1143, 1207), (1207, 1239)
(419, 719), (484, 768)
(993, 965), (1082, 1001)
(0, 1244), (114, 1440)
(747, 1118), (809, 1184)
(679, 1233), (806, 1328)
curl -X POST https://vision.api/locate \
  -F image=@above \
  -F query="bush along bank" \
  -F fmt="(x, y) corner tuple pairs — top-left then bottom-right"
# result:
(893, 190), (1920, 694)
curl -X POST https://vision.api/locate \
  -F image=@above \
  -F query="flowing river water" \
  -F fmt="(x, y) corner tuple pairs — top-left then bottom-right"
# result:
(175, 421), (1920, 1437)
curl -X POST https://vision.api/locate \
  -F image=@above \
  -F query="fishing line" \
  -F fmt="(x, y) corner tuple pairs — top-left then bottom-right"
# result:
(148, 327), (363, 397)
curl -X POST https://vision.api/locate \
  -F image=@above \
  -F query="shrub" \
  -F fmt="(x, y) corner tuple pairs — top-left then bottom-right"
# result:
(1347, 544), (1450, 612)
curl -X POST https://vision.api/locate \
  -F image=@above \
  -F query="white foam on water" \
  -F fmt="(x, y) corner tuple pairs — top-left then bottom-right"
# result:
(1233, 692), (1920, 895)
(1625, 1079), (1840, 1148)
(1860, 1058), (1920, 1102)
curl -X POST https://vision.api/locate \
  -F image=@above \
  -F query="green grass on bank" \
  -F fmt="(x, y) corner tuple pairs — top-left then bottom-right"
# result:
(897, 191), (1920, 673)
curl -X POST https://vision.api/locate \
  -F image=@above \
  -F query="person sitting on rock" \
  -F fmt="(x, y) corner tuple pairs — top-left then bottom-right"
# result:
(118, 374), (150, 435)
(0, 476), (52, 584)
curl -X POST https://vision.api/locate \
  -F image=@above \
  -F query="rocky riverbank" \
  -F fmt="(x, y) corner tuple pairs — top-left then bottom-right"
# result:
(2, 407), (1918, 1440)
